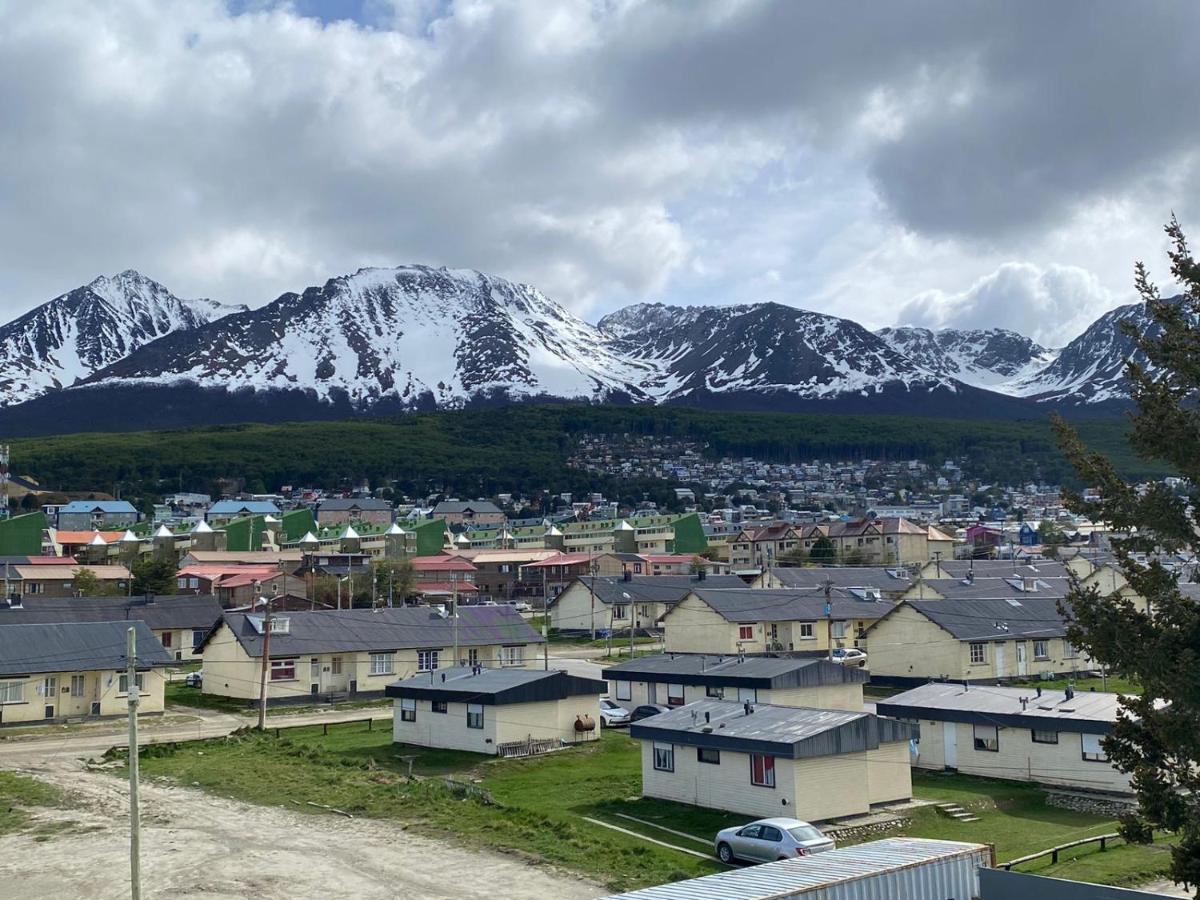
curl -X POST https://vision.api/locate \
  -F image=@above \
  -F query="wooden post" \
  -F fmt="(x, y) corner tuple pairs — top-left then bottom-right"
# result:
(126, 627), (141, 900)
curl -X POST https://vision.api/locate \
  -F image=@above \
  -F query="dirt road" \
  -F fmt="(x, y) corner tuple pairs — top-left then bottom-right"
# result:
(0, 714), (603, 900)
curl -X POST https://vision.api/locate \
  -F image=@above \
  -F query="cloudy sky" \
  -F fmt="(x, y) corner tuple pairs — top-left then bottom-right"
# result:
(2, 0), (1197, 346)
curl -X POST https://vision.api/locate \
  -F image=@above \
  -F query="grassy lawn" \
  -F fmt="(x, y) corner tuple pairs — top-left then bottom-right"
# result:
(164, 683), (390, 718)
(1007, 675), (1142, 696)
(116, 721), (1173, 892)
(0, 771), (79, 840)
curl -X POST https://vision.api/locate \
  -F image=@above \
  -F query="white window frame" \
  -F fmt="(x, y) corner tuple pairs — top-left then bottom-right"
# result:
(969, 642), (987, 664)
(0, 680), (24, 704)
(666, 683), (685, 707)
(750, 753), (775, 788)
(830, 620), (848, 639)
(269, 659), (296, 682)
(973, 724), (999, 752)
(466, 703), (484, 729)
(1031, 729), (1059, 745)
(738, 625), (754, 640)
(614, 680), (631, 701)
(400, 698), (416, 722)
(500, 646), (523, 667)
(1033, 640), (1049, 660)
(1062, 641), (1078, 659)
(416, 650), (438, 673)
(737, 687), (757, 703)
(1081, 733), (1108, 762)
(798, 622), (815, 639)
(371, 652), (397, 676)
(653, 742), (674, 772)
(70, 675), (85, 697)
(119, 673), (146, 695)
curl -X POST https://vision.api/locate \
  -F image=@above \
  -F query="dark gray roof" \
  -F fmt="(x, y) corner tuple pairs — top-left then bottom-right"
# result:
(0, 595), (223, 631)
(386, 666), (606, 705)
(682, 588), (894, 623)
(915, 576), (1071, 601)
(769, 567), (912, 592)
(924, 559), (1069, 580)
(432, 500), (503, 515)
(205, 604), (545, 658)
(0, 620), (173, 676)
(896, 598), (1070, 641)
(317, 498), (393, 512)
(876, 682), (1124, 735)
(551, 574), (748, 609)
(605, 654), (869, 689)
(630, 700), (915, 758)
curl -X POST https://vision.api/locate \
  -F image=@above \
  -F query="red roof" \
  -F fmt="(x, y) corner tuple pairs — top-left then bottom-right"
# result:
(54, 530), (126, 545)
(409, 556), (476, 572)
(521, 552), (595, 569)
(640, 554), (697, 564)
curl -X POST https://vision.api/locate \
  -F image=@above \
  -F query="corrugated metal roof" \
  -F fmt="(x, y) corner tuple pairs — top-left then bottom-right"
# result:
(877, 681), (1127, 734)
(58, 501), (138, 514)
(605, 838), (990, 899)
(605, 654), (869, 689)
(386, 666), (607, 705)
(0, 620), (173, 676)
(208, 500), (280, 515)
(915, 577), (1071, 601)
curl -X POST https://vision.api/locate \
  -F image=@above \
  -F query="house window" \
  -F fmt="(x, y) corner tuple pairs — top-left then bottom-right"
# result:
(697, 747), (720, 765)
(467, 648), (480, 666)
(738, 625), (753, 640)
(830, 621), (848, 639)
(1063, 641), (1078, 659)
(310, 658), (320, 680)
(191, 629), (206, 649)
(500, 646), (523, 667)
(1082, 733), (1108, 762)
(666, 684), (685, 707)
(0, 681), (23, 704)
(161, 631), (173, 648)
(400, 698), (416, 722)
(798, 622), (815, 639)
(415, 650), (437, 672)
(614, 680), (632, 701)
(270, 659), (296, 681)
(467, 703), (484, 729)
(70, 675), (85, 697)
(1033, 640), (1049, 660)
(973, 724), (999, 752)
(26, 583), (42, 595)
(737, 687), (757, 703)
(369, 652), (396, 676)
(970, 643), (987, 664)
(1032, 729), (1059, 744)
(705, 685), (725, 699)
(176, 577), (187, 589)
(119, 673), (146, 694)
(613, 604), (628, 620)
(331, 657), (343, 675)
(189, 577), (199, 589)
(432, 700), (448, 714)
(750, 754), (775, 787)
(653, 743), (674, 772)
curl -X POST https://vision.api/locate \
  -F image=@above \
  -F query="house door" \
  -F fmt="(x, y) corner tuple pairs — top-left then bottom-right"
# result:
(994, 644), (1006, 677)
(646, 683), (657, 704)
(310, 658), (321, 694)
(942, 723), (958, 770)
(43, 676), (57, 719)
(1016, 642), (1028, 676)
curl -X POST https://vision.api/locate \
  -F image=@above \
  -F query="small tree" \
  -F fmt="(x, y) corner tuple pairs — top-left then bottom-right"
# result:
(73, 568), (117, 597)
(372, 558), (415, 606)
(130, 557), (176, 595)
(808, 535), (836, 563)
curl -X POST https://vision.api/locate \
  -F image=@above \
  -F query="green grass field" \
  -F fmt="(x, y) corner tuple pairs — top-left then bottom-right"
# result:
(0, 771), (78, 840)
(115, 721), (1175, 892)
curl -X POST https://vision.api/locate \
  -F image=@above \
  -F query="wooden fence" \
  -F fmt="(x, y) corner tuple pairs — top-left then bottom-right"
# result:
(1001, 833), (1121, 870)
(495, 737), (562, 759)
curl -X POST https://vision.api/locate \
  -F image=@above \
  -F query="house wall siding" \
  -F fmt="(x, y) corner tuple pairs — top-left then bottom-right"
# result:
(640, 741), (799, 820)
(0, 668), (165, 724)
(865, 741), (914, 804)
(662, 596), (742, 654)
(608, 680), (863, 713)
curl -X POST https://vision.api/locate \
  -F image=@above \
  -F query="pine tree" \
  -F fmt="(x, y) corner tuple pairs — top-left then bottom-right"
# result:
(1054, 216), (1200, 891)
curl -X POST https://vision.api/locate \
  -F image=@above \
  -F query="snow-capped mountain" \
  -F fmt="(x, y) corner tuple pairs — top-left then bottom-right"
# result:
(875, 326), (1058, 395)
(0, 270), (243, 406)
(81, 266), (656, 407)
(599, 302), (959, 401)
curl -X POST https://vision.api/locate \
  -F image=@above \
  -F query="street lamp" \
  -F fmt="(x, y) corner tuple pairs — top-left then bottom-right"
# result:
(336, 574), (350, 610)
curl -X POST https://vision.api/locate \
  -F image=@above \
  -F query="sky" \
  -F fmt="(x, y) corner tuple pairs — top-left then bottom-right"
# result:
(1, 1), (1198, 347)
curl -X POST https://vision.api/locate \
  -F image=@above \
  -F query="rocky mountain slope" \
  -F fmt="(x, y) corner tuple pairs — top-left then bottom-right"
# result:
(875, 326), (1058, 395)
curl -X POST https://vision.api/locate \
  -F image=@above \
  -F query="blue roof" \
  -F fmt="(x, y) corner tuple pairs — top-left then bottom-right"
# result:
(59, 500), (137, 514)
(208, 500), (279, 515)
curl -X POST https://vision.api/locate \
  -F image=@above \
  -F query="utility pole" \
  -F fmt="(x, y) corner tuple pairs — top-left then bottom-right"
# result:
(451, 572), (460, 666)
(823, 576), (834, 662)
(589, 554), (598, 641)
(542, 566), (549, 670)
(126, 626), (141, 900)
(257, 583), (273, 730)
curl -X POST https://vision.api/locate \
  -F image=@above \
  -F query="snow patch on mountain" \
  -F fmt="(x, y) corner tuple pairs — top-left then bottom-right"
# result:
(875, 325), (1058, 395)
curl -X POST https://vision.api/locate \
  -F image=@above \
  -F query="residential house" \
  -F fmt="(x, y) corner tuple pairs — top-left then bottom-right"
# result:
(198, 605), (544, 704)
(661, 588), (893, 655)
(0, 620), (173, 724)
(205, 500), (280, 525)
(915, 559), (1069, 581)
(900, 574), (1073, 603)
(408, 555), (478, 601)
(431, 500), (506, 527)
(451, 549), (560, 600)
(630, 700), (914, 821)
(753, 566), (912, 599)
(180, 549), (303, 568)
(862, 599), (1092, 685)
(548, 574), (748, 633)
(729, 524), (803, 571)
(605, 655), (868, 713)
(316, 498), (394, 527)
(16, 564), (131, 597)
(387, 666), (607, 755)
(55, 500), (138, 531)
(0, 593), (223, 661)
(877, 682), (1132, 794)
(175, 564), (308, 607)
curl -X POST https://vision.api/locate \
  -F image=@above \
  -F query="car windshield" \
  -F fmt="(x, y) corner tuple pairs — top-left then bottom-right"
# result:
(601, 700), (618, 709)
(787, 825), (826, 842)
(832, 649), (845, 656)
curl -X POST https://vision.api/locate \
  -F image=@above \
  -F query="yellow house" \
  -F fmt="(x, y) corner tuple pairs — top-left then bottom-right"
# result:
(547, 573), (747, 633)
(387, 666), (607, 755)
(630, 700), (914, 821)
(0, 620), (172, 725)
(199, 605), (545, 704)
(604, 654), (868, 712)
(661, 588), (893, 656)
(899, 574), (1072, 603)
(877, 682), (1133, 794)
(862, 599), (1094, 685)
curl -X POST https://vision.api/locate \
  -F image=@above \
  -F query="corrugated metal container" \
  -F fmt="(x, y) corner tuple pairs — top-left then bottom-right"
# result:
(605, 838), (992, 900)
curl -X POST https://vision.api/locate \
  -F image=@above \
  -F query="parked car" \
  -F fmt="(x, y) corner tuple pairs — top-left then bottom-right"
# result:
(598, 698), (631, 727)
(830, 648), (868, 667)
(629, 704), (670, 722)
(184, 670), (203, 688)
(507, 600), (532, 613)
(714, 818), (835, 864)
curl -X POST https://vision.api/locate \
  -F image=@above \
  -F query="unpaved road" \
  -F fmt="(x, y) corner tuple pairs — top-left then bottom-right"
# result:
(0, 713), (603, 900)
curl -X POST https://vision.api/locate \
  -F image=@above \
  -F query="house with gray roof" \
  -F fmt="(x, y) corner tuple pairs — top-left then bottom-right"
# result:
(662, 588), (893, 656)
(387, 666), (607, 756)
(631, 700), (915, 820)
(205, 500), (280, 524)
(877, 682), (1132, 794)
(900, 574), (1073, 602)
(315, 498), (393, 527)
(916, 558), (1069, 581)
(605, 654), (868, 712)
(0, 620), (173, 725)
(431, 500), (505, 527)
(863, 598), (1093, 685)
(547, 573), (748, 632)
(753, 566), (912, 598)
(56, 500), (138, 531)
(198, 605), (545, 705)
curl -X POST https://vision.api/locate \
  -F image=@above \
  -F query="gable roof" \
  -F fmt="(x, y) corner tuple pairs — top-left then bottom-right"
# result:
(204, 604), (544, 657)
(550, 574), (748, 608)
(432, 500), (503, 515)
(883, 598), (1071, 641)
(208, 500), (280, 515)
(58, 500), (137, 514)
(769, 567), (911, 592)
(679, 588), (894, 623)
(925, 559), (1069, 580)
(0, 620), (173, 676)
(605, 654), (869, 689)
(911, 577), (1072, 601)
(13, 564), (131, 581)
(317, 498), (392, 512)
(0, 594), (224, 631)
(385, 666), (606, 705)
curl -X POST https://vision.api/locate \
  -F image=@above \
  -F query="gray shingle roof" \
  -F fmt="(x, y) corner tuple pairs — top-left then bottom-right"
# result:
(209, 605), (545, 658)
(0, 595), (223, 631)
(924, 559), (1070, 580)
(554, 574), (748, 609)
(876, 682), (1125, 734)
(630, 700), (915, 758)
(317, 499), (393, 512)
(432, 501), (503, 515)
(915, 576), (1072, 601)
(901, 597), (1070, 641)
(682, 588), (894, 623)
(605, 654), (869, 689)
(385, 666), (606, 705)
(769, 567), (912, 592)
(0, 620), (173, 676)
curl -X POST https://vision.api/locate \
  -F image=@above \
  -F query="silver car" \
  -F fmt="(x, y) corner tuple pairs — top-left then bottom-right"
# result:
(598, 698), (631, 727)
(715, 818), (835, 864)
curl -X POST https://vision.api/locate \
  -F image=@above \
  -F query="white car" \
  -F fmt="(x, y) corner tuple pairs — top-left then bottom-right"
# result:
(598, 698), (631, 727)
(830, 648), (867, 667)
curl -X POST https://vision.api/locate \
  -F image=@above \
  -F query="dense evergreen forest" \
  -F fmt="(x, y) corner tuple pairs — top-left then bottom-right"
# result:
(12, 404), (1160, 505)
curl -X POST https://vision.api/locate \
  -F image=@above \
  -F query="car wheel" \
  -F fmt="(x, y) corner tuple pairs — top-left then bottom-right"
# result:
(717, 842), (734, 864)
